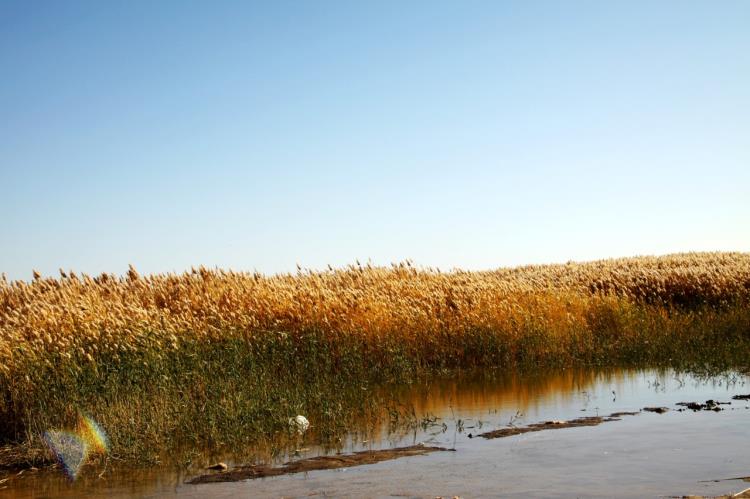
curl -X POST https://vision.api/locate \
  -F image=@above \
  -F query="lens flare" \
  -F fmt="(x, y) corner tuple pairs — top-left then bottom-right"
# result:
(79, 414), (110, 454)
(42, 413), (109, 480)
(43, 430), (88, 480)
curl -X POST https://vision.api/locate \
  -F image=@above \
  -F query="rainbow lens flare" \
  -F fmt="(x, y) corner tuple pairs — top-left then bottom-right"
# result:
(78, 414), (110, 455)
(43, 430), (88, 480)
(42, 413), (109, 480)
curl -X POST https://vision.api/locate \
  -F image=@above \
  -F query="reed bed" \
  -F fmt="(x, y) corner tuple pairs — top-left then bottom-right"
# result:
(1, 252), (749, 466)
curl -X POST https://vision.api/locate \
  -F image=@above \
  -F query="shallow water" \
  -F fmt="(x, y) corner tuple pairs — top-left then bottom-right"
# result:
(3, 368), (749, 498)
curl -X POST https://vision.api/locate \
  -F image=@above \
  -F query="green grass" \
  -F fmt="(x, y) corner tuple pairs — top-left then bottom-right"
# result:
(2, 253), (749, 468)
(2, 298), (749, 469)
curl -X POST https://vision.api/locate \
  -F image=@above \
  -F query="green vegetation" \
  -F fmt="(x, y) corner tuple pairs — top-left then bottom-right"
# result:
(1, 252), (749, 467)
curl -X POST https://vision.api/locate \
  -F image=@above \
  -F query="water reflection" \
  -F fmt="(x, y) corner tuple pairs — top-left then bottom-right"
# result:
(3, 367), (749, 498)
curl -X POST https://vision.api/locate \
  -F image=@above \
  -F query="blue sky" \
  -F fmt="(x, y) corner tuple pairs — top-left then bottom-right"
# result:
(1, 1), (748, 280)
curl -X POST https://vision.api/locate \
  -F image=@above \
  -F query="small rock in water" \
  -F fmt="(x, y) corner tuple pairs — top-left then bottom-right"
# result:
(642, 407), (669, 414)
(676, 400), (727, 412)
(207, 462), (227, 471)
(677, 401), (703, 411)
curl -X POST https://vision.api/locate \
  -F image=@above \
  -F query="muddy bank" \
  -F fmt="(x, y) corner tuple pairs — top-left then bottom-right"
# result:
(479, 395), (750, 440)
(187, 444), (451, 484)
(479, 412), (639, 439)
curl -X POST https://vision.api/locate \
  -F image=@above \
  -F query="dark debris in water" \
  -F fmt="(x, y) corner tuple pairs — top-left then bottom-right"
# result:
(480, 394), (750, 441)
(479, 412), (639, 439)
(609, 411), (641, 418)
(643, 407), (670, 414)
(676, 400), (730, 412)
(187, 444), (451, 484)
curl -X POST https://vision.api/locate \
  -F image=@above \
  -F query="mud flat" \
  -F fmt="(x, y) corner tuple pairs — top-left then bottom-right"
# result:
(187, 445), (451, 484)
(479, 412), (640, 439)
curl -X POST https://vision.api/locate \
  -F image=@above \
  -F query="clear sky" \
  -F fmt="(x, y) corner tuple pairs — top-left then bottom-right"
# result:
(1, 1), (748, 280)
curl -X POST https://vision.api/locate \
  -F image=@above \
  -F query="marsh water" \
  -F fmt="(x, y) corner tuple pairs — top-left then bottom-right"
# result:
(3, 367), (750, 498)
